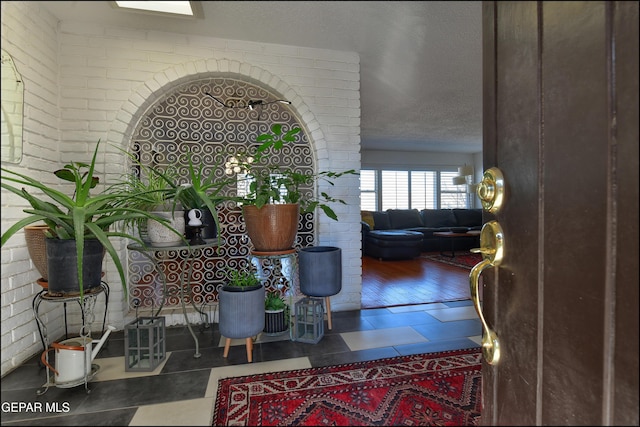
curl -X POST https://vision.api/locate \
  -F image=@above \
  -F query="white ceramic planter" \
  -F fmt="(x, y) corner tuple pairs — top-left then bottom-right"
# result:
(147, 210), (185, 247)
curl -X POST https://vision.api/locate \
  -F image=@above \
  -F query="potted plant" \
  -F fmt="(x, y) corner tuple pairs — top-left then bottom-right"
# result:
(1, 139), (158, 297)
(112, 151), (187, 247)
(218, 265), (265, 363)
(226, 124), (357, 253)
(264, 291), (288, 335)
(173, 153), (239, 241)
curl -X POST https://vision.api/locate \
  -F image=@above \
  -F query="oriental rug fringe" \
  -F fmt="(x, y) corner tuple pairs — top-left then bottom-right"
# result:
(212, 347), (482, 426)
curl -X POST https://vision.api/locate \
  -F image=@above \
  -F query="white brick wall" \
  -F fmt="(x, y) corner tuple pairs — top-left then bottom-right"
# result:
(1, 1), (63, 378)
(1, 2), (362, 376)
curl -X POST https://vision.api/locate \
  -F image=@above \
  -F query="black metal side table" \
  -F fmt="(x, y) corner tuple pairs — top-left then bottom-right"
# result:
(127, 238), (224, 358)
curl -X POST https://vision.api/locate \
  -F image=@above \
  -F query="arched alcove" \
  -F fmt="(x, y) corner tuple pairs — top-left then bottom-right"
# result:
(124, 75), (319, 311)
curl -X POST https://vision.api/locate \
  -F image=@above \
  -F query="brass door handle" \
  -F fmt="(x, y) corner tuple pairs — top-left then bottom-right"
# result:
(470, 220), (504, 365)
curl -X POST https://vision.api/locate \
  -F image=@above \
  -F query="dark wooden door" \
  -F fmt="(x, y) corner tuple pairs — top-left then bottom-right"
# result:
(481, 2), (638, 425)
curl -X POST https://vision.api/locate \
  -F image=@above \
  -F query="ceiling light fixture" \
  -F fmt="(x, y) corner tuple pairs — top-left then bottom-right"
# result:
(205, 93), (291, 110)
(113, 1), (199, 17)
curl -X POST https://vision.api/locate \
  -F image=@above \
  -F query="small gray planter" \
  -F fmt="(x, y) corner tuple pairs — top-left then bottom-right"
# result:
(218, 284), (265, 362)
(299, 246), (342, 330)
(219, 285), (265, 338)
(299, 246), (342, 297)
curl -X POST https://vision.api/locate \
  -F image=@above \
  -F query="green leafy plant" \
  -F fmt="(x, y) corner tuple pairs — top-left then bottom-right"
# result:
(264, 291), (286, 311)
(172, 153), (240, 234)
(227, 124), (358, 220)
(109, 158), (183, 236)
(0, 140), (155, 296)
(224, 266), (262, 289)
(119, 164), (181, 211)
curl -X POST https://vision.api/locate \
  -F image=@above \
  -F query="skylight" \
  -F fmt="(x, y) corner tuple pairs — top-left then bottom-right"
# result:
(114, 1), (195, 16)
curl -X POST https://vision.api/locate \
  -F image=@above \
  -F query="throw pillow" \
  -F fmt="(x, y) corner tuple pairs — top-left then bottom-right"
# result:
(387, 209), (424, 229)
(421, 209), (457, 227)
(453, 209), (482, 227)
(372, 211), (391, 230)
(361, 211), (375, 230)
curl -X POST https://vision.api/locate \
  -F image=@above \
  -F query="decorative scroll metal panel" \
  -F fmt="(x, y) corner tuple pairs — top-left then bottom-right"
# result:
(127, 78), (314, 311)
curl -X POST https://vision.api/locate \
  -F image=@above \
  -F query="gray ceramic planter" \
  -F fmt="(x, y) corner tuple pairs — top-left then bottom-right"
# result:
(299, 246), (342, 297)
(218, 285), (265, 339)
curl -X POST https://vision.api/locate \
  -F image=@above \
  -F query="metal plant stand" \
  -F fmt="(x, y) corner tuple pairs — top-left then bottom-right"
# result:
(127, 238), (224, 358)
(248, 249), (300, 340)
(33, 282), (109, 395)
(32, 281), (109, 353)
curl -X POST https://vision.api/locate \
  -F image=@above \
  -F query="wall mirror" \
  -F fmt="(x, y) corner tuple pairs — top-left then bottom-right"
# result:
(1, 49), (24, 164)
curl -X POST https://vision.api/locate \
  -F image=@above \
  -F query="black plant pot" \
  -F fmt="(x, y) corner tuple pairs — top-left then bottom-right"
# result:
(264, 309), (288, 335)
(46, 238), (104, 295)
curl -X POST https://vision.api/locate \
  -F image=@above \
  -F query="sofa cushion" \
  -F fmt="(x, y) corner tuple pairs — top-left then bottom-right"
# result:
(453, 209), (482, 227)
(372, 211), (391, 230)
(361, 210), (375, 230)
(387, 209), (423, 229)
(367, 229), (423, 243)
(421, 209), (457, 227)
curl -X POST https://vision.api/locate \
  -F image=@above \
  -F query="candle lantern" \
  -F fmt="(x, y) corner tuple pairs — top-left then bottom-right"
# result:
(124, 316), (166, 372)
(293, 297), (324, 344)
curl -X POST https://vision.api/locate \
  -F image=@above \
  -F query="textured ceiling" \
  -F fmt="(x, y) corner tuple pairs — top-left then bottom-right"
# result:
(39, 1), (483, 153)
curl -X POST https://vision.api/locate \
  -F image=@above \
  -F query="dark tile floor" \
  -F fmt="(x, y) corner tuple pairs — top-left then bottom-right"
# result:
(1, 300), (481, 426)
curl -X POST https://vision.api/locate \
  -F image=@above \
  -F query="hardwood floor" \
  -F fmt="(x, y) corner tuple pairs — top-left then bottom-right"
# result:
(361, 252), (472, 308)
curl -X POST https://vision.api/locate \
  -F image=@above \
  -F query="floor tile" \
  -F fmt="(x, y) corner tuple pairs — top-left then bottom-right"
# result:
(412, 319), (481, 341)
(425, 305), (479, 321)
(308, 347), (400, 367)
(216, 331), (291, 348)
(93, 354), (171, 382)
(0, 408), (138, 426)
(362, 311), (441, 329)
(129, 397), (214, 426)
(340, 327), (428, 351)
(387, 303), (449, 313)
(442, 299), (475, 308)
(469, 335), (482, 346)
(206, 357), (312, 399)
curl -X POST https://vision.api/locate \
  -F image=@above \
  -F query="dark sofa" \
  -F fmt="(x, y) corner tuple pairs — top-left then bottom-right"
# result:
(361, 208), (482, 259)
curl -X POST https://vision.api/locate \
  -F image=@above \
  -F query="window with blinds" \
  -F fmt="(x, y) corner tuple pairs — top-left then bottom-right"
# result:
(360, 170), (377, 211)
(360, 169), (468, 211)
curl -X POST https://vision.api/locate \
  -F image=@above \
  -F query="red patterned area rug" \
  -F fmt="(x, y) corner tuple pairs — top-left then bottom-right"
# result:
(423, 253), (482, 270)
(212, 348), (482, 426)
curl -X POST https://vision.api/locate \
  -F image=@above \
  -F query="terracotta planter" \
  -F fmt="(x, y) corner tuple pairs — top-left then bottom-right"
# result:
(242, 204), (299, 253)
(24, 225), (50, 282)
